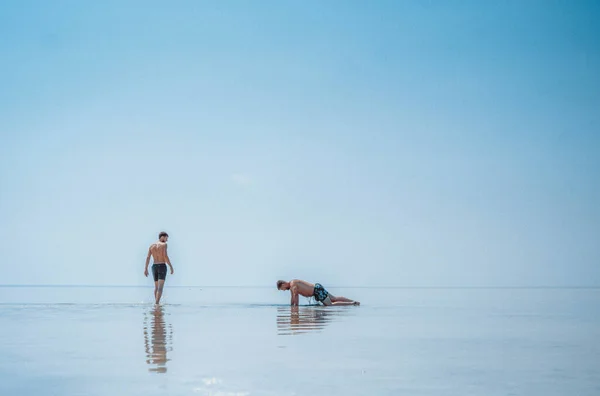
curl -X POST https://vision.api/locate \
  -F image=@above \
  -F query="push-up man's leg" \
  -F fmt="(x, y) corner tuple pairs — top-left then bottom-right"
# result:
(331, 295), (355, 303)
(323, 295), (360, 306)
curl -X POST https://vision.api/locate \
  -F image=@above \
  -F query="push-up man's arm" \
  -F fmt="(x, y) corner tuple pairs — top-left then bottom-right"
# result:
(290, 283), (299, 306)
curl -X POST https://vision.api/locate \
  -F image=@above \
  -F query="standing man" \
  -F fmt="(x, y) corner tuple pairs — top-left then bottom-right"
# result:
(144, 232), (174, 304)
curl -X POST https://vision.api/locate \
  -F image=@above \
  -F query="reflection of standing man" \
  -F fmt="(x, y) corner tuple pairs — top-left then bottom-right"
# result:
(144, 232), (174, 304)
(143, 306), (172, 373)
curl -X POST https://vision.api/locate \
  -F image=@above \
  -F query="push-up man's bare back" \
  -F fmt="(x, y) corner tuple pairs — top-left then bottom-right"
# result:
(277, 279), (359, 306)
(144, 232), (174, 304)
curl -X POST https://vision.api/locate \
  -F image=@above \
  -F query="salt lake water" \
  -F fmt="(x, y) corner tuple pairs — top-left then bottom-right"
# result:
(1, 286), (598, 395)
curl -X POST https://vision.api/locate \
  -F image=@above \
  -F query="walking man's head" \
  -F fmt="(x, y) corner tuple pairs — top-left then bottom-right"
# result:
(158, 231), (169, 242)
(276, 280), (290, 291)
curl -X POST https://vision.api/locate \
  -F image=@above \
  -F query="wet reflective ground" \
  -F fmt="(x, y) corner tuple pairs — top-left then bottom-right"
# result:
(1, 287), (599, 395)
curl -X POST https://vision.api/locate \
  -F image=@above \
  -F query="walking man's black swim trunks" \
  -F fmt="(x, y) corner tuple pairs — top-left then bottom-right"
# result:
(152, 263), (167, 282)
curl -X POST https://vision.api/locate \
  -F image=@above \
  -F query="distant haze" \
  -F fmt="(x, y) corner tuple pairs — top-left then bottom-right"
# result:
(1, 1), (598, 287)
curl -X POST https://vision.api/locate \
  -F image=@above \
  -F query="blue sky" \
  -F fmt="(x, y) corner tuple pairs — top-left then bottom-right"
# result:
(0, 1), (598, 286)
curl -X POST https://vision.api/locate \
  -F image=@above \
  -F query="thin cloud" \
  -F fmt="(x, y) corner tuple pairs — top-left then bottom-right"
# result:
(231, 173), (253, 186)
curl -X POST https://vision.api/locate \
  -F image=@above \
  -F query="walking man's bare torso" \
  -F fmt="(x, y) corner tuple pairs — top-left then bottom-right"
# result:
(149, 242), (169, 264)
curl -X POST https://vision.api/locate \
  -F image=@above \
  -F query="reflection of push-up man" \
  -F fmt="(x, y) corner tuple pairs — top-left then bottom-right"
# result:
(277, 306), (347, 335)
(276, 279), (360, 306)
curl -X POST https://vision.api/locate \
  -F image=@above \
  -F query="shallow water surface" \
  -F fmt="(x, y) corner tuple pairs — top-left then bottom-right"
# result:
(0, 286), (599, 395)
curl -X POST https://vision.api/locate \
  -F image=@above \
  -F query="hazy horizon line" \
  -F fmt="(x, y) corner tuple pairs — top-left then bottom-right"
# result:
(1, 284), (599, 289)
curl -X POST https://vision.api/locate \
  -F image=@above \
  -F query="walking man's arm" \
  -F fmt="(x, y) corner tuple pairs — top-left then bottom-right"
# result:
(144, 247), (151, 277)
(165, 244), (174, 275)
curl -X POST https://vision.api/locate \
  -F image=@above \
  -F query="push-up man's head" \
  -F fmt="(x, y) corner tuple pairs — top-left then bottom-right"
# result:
(276, 280), (290, 291)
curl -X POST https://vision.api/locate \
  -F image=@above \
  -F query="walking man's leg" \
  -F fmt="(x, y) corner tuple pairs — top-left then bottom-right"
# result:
(155, 280), (165, 304)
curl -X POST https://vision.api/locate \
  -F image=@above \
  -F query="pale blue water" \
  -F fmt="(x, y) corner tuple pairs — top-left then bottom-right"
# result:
(1, 286), (598, 395)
